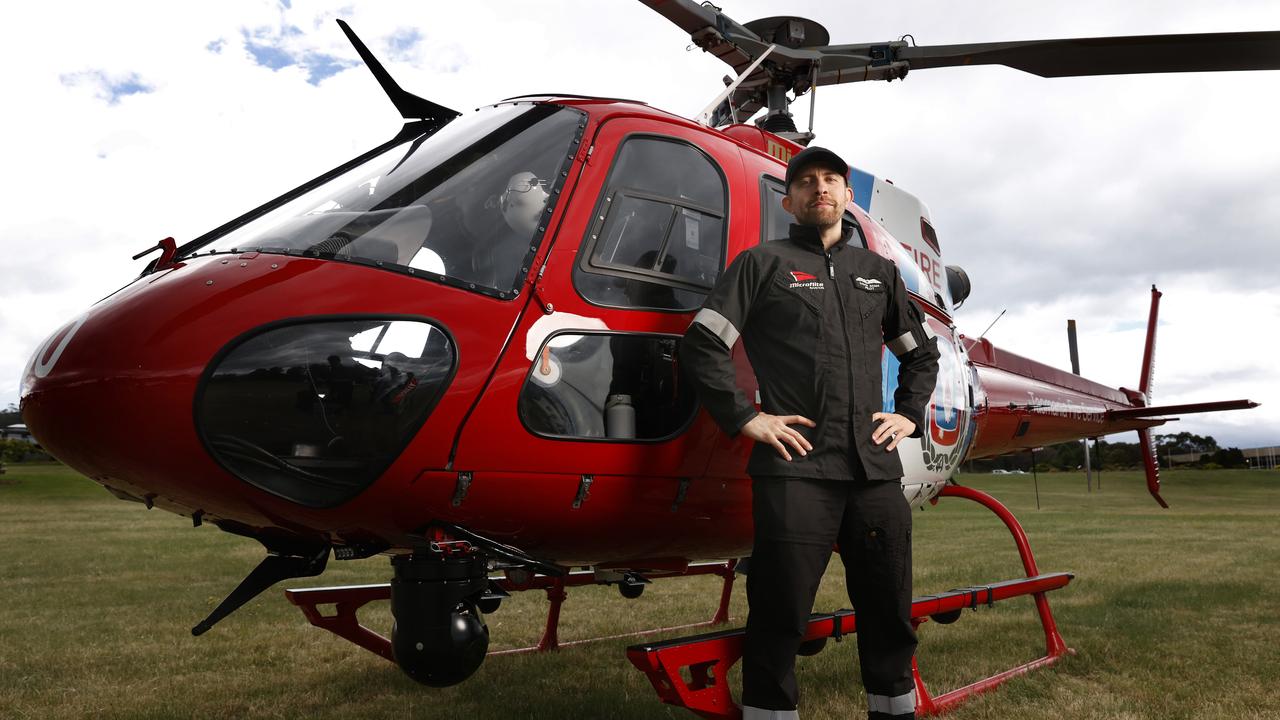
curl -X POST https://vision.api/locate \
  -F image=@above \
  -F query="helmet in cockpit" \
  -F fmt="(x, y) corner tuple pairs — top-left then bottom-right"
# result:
(500, 171), (550, 238)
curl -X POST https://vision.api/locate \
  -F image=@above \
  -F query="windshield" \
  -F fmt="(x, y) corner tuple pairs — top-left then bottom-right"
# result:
(191, 103), (584, 296)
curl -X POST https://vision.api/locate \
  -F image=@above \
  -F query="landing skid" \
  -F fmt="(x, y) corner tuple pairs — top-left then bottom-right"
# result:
(283, 560), (737, 659)
(626, 484), (1074, 718)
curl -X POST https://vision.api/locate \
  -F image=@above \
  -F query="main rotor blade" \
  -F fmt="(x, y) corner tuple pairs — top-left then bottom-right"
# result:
(897, 31), (1280, 78)
(637, 0), (762, 75)
(640, 0), (1280, 126)
(637, 0), (720, 40)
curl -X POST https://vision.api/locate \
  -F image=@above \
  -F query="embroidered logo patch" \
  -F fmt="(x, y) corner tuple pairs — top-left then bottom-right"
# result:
(787, 269), (824, 290)
(855, 276), (884, 291)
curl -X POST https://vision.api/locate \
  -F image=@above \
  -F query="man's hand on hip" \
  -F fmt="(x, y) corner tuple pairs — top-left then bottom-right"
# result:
(740, 413), (816, 461)
(871, 412), (916, 452)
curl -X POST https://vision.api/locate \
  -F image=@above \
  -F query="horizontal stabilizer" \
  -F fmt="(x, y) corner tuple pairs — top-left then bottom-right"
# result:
(1108, 399), (1258, 419)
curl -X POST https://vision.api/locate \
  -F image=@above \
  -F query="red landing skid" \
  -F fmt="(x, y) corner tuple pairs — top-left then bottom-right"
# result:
(626, 485), (1074, 719)
(283, 560), (737, 660)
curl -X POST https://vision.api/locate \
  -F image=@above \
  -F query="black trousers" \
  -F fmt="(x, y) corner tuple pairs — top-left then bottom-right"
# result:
(742, 477), (918, 718)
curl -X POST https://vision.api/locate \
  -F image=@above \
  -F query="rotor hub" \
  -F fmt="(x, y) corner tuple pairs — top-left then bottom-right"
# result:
(742, 16), (830, 49)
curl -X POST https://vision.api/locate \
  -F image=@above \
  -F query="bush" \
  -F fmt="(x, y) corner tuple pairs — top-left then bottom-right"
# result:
(0, 439), (52, 463)
(1, 439), (27, 463)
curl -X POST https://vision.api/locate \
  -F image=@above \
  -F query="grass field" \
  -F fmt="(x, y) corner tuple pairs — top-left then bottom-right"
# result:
(2, 464), (1278, 719)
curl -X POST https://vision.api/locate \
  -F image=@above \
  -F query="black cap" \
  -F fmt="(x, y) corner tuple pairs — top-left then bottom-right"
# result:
(784, 146), (849, 190)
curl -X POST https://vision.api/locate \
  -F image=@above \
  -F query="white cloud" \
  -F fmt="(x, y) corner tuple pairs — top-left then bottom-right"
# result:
(58, 70), (155, 105)
(2, 0), (1276, 449)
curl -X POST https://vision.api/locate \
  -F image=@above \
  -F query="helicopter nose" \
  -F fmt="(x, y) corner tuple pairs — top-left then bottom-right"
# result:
(20, 298), (161, 491)
(18, 288), (200, 499)
(22, 315), (89, 392)
(19, 255), (470, 517)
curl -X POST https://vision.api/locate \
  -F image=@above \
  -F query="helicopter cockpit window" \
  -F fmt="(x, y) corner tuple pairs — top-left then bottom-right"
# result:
(189, 103), (584, 297)
(573, 137), (727, 312)
(761, 178), (792, 243)
(195, 317), (455, 508)
(518, 332), (696, 441)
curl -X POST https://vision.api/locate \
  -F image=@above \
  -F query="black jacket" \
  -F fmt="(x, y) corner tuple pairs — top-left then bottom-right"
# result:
(680, 222), (940, 481)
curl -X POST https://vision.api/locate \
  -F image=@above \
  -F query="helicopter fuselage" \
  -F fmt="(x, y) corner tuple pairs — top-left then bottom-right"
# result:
(21, 97), (1147, 568)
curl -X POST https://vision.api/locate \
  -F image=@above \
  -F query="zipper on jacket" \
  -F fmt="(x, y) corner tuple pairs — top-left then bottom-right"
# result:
(828, 249), (861, 469)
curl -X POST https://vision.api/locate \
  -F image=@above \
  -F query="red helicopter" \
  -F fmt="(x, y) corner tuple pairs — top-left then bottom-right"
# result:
(19, 1), (1271, 716)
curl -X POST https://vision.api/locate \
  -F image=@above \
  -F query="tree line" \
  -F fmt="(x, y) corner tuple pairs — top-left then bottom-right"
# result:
(0, 402), (19, 428)
(966, 431), (1249, 473)
(0, 403), (52, 463)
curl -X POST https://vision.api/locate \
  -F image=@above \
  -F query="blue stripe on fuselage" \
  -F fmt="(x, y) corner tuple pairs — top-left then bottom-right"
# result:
(849, 167), (875, 213)
(881, 349), (900, 413)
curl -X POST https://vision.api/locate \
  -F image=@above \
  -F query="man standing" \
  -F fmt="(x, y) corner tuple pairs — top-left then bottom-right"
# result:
(680, 147), (940, 720)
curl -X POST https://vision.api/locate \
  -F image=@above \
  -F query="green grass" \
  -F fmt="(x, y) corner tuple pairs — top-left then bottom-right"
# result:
(2, 464), (1278, 719)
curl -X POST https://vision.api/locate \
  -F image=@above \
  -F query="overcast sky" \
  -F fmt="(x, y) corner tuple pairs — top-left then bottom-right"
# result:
(2, 0), (1277, 450)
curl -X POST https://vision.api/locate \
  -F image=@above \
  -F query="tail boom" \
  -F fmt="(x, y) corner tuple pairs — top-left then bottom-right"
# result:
(962, 337), (1166, 461)
(959, 286), (1256, 507)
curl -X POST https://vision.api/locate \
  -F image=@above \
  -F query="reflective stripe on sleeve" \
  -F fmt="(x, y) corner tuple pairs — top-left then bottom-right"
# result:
(693, 308), (741, 349)
(867, 689), (917, 716)
(887, 331), (918, 358)
(742, 706), (799, 720)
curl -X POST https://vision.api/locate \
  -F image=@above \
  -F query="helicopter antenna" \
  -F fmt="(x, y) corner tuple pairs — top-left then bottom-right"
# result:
(336, 20), (460, 127)
(978, 309), (1006, 341)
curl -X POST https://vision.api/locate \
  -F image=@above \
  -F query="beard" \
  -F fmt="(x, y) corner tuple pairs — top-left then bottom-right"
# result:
(792, 201), (842, 228)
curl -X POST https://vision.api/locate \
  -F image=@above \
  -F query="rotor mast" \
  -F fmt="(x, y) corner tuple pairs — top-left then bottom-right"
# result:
(739, 16), (827, 142)
(688, 13), (844, 144)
